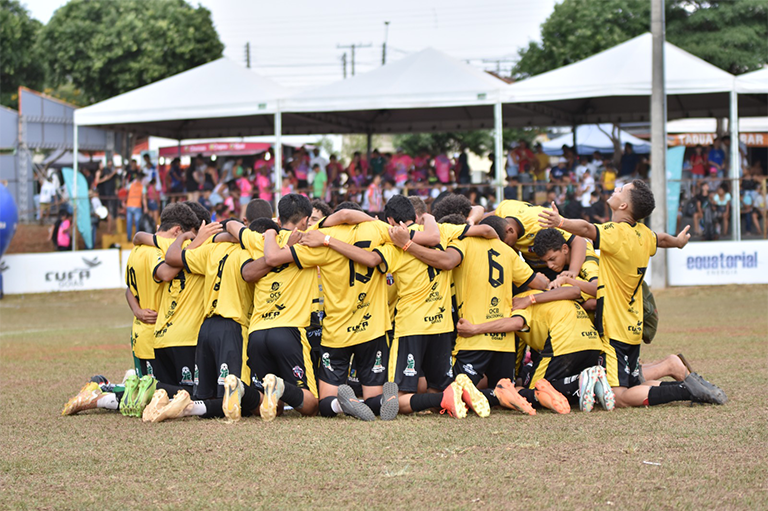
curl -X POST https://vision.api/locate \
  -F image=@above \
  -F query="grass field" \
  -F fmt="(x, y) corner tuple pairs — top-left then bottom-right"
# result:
(1, 286), (766, 510)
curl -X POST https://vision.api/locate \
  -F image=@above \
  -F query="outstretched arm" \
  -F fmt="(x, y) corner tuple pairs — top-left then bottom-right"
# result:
(467, 205), (485, 226)
(321, 209), (374, 227)
(299, 230), (382, 267)
(410, 213), (440, 247)
(566, 236), (587, 276)
(165, 232), (195, 267)
(133, 231), (155, 246)
(512, 286), (580, 311)
(464, 224), (499, 239)
(389, 225), (461, 270)
(456, 316), (526, 337)
(539, 202), (597, 241)
(263, 229), (296, 266)
(657, 226), (690, 249)
(549, 275), (598, 298)
(241, 257), (272, 283)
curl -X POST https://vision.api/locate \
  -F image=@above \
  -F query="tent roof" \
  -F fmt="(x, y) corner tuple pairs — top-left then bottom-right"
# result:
(74, 58), (285, 138)
(735, 67), (768, 94)
(541, 124), (651, 155)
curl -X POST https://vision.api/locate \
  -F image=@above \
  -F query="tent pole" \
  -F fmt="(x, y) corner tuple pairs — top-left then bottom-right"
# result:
(366, 132), (372, 160)
(274, 102), (283, 213)
(72, 123), (78, 252)
(650, 0), (667, 289)
(572, 124), (578, 156)
(494, 100), (503, 204)
(730, 89), (741, 241)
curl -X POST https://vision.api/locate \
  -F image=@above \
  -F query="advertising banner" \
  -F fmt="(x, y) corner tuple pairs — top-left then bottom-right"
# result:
(667, 241), (768, 286)
(0, 249), (122, 294)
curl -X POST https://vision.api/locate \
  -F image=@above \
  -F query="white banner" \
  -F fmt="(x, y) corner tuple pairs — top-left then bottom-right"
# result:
(0, 249), (123, 294)
(667, 240), (768, 286)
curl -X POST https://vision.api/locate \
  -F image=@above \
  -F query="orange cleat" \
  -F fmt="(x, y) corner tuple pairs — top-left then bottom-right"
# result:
(494, 378), (536, 416)
(439, 381), (468, 419)
(534, 379), (571, 414)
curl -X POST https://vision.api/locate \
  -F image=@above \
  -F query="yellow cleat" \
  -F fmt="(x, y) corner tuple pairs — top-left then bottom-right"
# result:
(223, 375), (244, 423)
(62, 382), (102, 416)
(142, 388), (169, 422)
(260, 374), (285, 422)
(151, 390), (192, 423)
(455, 374), (490, 418)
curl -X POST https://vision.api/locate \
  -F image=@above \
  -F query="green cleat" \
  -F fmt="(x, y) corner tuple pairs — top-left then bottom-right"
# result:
(119, 374), (139, 417)
(132, 375), (157, 417)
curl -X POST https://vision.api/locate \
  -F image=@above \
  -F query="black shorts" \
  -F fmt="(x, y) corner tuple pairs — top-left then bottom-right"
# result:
(603, 339), (642, 388)
(390, 333), (454, 393)
(193, 315), (245, 400)
(248, 327), (318, 398)
(137, 358), (154, 378)
(152, 346), (196, 389)
(453, 350), (517, 388)
(522, 350), (601, 389)
(319, 336), (388, 388)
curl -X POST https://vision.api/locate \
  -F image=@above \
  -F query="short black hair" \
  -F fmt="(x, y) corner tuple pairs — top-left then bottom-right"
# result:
(245, 199), (273, 223)
(480, 216), (507, 240)
(533, 228), (567, 257)
(249, 218), (280, 233)
(438, 213), (467, 225)
(384, 195), (416, 224)
(334, 201), (363, 212)
(628, 179), (655, 220)
(311, 199), (332, 218)
(278, 193), (312, 225)
(408, 196), (427, 217)
(158, 203), (198, 232)
(183, 200), (211, 225)
(432, 194), (472, 221)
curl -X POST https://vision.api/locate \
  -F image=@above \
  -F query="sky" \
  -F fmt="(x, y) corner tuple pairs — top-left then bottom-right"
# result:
(24, 0), (559, 91)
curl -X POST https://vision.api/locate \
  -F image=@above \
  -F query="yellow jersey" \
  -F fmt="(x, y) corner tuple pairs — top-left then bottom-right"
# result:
(449, 237), (535, 352)
(593, 221), (657, 345)
(579, 240), (599, 283)
(153, 236), (206, 349)
(125, 244), (165, 359)
(291, 221), (392, 348)
(495, 199), (574, 270)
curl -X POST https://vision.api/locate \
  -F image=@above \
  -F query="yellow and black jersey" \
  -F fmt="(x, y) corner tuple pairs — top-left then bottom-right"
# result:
(593, 221), (657, 345)
(291, 222), (391, 348)
(578, 240), (599, 284)
(125, 244), (165, 360)
(181, 241), (254, 328)
(376, 222), (469, 337)
(513, 289), (602, 356)
(153, 235), (206, 349)
(449, 237), (535, 352)
(495, 199), (575, 269)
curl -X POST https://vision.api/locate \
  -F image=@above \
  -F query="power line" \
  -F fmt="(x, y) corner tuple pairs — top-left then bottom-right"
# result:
(337, 43), (372, 77)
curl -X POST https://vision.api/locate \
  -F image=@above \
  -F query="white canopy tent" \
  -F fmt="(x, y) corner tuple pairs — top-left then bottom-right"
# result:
(541, 124), (651, 156)
(735, 67), (768, 94)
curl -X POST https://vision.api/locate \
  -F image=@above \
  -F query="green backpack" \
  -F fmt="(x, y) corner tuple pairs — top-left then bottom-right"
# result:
(642, 281), (658, 344)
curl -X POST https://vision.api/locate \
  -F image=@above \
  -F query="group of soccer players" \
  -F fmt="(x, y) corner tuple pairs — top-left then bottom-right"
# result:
(62, 179), (727, 423)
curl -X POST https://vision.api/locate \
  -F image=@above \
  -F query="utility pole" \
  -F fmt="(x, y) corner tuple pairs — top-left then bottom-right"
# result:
(650, 0), (667, 289)
(245, 42), (251, 68)
(382, 21), (390, 65)
(341, 52), (347, 79)
(482, 58), (516, 77)
(337, 43), (371, 76)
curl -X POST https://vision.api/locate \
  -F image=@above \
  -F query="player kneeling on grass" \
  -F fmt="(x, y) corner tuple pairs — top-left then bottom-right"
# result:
(538, 180), (727, 408)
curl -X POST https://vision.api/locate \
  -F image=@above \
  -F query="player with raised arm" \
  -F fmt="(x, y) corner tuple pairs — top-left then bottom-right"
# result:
(539, 180), (726, 408)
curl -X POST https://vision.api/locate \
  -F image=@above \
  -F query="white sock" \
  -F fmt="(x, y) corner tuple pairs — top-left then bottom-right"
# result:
(97, 393), (119, 410)
(189, 401), (207, 416)
(330, 398), (342, 414)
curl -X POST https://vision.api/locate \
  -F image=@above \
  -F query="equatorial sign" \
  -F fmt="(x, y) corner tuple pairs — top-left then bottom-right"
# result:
(667, 240), (768, 286)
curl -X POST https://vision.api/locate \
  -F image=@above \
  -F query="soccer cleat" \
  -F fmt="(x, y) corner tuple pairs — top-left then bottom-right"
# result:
(151, 390), (192, 423)
(439, 381), (468, 419)
(534, 379), (571, 414)
(380, 382), (399, 421)
(494, 378), (536, 416)
(337, 384), (376, 421)
(578, 366), (598, 412)
(260, 374), (285, 422)
(455, 374), (490, 418)
(223, 375), (245, 422)
(62, 382), (102, 415)
(142, 388), (169, 422)
(684, 373), (727, 405)
(119, 374), (140, 417)
(132, 375), (157, 417)
(592, 366), (615, 411)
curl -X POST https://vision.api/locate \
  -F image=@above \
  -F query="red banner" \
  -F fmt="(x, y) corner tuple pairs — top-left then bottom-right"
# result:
(158, 142), (272, 158)
(668, 133), (768, 147)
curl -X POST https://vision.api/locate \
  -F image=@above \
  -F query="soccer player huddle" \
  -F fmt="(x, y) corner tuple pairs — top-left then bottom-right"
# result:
(62, 180), (727, 423)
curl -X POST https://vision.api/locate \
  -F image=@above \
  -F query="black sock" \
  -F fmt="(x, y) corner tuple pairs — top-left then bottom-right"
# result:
(201, 398), (224, 419)
(157, 382), (186, 396)
(659, 381), (680, 387)
(281, 383), (305, 410)
(481, 389), (500, 408)
(518, 388), (542, 409)
(319, 396), (338, 417)
(115, 391), (124, 404)
(551, 374), (581, 402)
(364, 395), (382, 416)
(241, 384), (261, 414)
(647, 383), (691, 406)
(409, 393), (443, 412)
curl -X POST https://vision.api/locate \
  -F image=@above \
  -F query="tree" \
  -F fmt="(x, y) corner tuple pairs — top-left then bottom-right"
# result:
(36, 0), (224, 105)
(0, 0), (45, 108)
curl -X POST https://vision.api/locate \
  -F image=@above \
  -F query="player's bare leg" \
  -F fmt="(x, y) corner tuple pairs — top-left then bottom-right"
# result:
(641, 354), (688, 382)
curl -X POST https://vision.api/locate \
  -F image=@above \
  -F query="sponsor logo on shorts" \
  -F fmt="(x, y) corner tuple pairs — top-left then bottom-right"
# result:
(403, 354), (417, 377)
(462, 363), (477, 376)
(372, 351), (385, 374)
(146, 361), (154, 376)
(180, 366), (194, 386)
(322, 352), (332, 371)
(217, 363), (229, 385)
(292, 365), (304, 380)
(194, 364), (199, 386)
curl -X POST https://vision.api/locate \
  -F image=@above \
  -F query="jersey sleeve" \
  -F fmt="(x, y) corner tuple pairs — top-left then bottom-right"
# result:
(181, 243), (212, 275)
(373, 243), (401, 275)
(371, 220), (392, 243)
(510, 252), (535, 288)
(447, 237), (467, 266)
(510, 306), (531, 331)
(593, 222), (622, 255)
(290, 244), (335, 269)
(439, 223), (469, 245)
(240, 228), (265, 257)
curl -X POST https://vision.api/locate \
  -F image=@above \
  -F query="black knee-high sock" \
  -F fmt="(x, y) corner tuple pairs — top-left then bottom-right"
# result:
(480, 389), (500, 408)
(364, 395), (382, 416)
(646, 382), (691, 406)
(518, 388), (542, 409)
(409, 393), (443, 412)
(201, 398), (224, 419)
(550, 374), (581, 402)
(319, 396), (338, 417)
(241, 384), (261, 414)
(156, 382), (186, 395)
(281, 383), (305, 410)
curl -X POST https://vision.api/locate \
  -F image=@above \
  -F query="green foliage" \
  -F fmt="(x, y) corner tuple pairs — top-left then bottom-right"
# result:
(393, 128), (541, 157)
(514, 0), (767, 78)
(36, 0), (224, 105)
(0, 0), (45, 108)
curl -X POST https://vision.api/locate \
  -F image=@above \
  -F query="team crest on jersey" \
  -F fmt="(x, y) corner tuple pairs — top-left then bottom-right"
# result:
(292, 365), (304, 380)
(462, 364), (477, 376)
(217, 363), (229, 385)
(194, 364), (199, 386)
(490, 297), (499, 307)
(358, 292), (367, 302)
(386, 274), (395, 286)
(271, 282), (280, 291)
(372, 351), (385, 373)
(181, 366), (194, 386)
(322, 353), (332, 371)
(403, 354), (417, 377)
